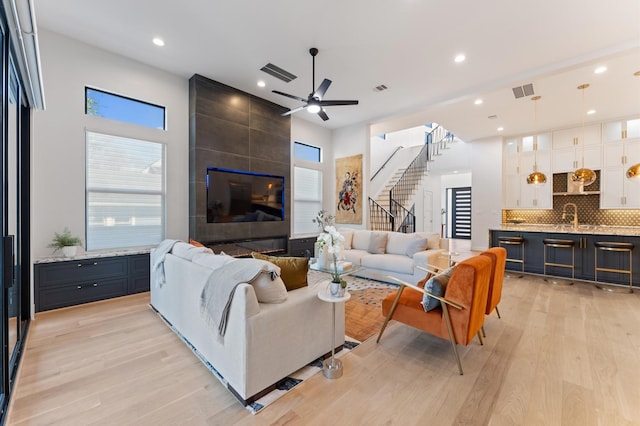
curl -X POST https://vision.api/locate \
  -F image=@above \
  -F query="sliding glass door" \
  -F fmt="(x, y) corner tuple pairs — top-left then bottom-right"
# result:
(0, 12), (31, 422)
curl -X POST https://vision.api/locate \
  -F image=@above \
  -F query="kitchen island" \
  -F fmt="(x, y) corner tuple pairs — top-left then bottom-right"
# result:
(489, 224), (640, 287)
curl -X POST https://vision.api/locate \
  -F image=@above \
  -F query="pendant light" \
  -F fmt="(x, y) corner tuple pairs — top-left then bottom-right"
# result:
(527, 95), (547, 185)
(571, 83), (597, 187)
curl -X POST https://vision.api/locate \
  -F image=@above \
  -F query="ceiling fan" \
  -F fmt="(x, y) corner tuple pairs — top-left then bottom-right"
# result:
(272, 47), (359, 121)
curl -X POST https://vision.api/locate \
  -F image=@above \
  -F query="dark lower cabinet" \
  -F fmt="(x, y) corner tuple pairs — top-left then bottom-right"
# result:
(34, 253), (150, 312)
(289, 236), (317, 257)
(490, 230), (639, 287)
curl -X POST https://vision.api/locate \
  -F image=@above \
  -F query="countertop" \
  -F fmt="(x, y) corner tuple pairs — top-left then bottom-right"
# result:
(35, 247), (153, 264)
(491, 224), (640, 236)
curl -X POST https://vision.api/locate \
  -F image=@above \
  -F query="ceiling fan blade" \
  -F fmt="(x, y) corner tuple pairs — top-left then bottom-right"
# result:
(280, 105), (307, 116)
(272, 90), (307, 103)
(317, 109), (329, 121)
(318, 100), (359, 106)
(313, 79), (332, 99)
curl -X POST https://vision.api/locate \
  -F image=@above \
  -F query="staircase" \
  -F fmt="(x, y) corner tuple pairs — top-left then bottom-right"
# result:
(369, 124), (455, 232)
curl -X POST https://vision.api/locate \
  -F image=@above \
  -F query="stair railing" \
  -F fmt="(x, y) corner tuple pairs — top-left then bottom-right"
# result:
(370, 146), (404, 182)
(368, 197), (394, 231)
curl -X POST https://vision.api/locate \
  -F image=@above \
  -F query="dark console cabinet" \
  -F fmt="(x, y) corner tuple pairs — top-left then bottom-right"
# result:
(35, 253), (150, 312)
(289, 235), (317, 257)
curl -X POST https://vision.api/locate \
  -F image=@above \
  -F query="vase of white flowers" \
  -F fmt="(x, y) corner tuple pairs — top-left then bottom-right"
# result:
(313, 211), (346, 293)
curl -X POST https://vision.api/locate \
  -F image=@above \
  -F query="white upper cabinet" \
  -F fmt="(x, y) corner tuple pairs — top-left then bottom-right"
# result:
(552, 145), (602, 173)
(603, 118), (640, 142)
(552, 124), (601, 149)
(600, 137), (640, 209)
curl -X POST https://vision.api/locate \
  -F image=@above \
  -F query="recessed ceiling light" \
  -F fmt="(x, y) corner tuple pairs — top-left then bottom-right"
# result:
(498, 127), (504, 132)
(587, 109), (596, 115)
(454, 54), (466, 63)
(594, 66), (607, 74)
(257, 80), (266, 88)
(152, 37), (165, 47)
(474, 99), (483, 105)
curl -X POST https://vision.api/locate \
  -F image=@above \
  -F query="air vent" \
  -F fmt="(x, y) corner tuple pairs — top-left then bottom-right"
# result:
(260, 63), (297, 83)
(373, 84), (388, 92)
(512, 83), (535, 99)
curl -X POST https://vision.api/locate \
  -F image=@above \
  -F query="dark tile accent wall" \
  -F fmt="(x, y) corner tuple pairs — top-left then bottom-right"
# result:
(503, 171), (640, 226)
(189, 75), (292, 244)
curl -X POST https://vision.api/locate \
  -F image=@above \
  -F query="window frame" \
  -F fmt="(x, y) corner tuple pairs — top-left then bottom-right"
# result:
(85, 131), (167, 251)
(85, 86), (167, 130)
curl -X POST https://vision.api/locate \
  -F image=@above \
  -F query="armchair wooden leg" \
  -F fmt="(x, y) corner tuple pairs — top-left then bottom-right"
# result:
(477, 331), (484, 345)
(495, 306), (501, 319)
(442, 304), (463, 375)
(376, 286), (405, 344)
(481, 326), (486, 338)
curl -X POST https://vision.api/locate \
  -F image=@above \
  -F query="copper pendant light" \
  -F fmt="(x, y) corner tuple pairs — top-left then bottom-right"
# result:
(571, 84), (596, 187)
(527, 95), (547, 185)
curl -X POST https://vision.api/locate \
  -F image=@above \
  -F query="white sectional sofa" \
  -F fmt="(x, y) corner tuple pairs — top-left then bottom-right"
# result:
(338, 228), (449, 285)
(150, 242), (344, 405)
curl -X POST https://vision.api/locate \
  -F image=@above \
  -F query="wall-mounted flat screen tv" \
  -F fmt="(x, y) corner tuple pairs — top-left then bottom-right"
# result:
(206, 167), (284, 223)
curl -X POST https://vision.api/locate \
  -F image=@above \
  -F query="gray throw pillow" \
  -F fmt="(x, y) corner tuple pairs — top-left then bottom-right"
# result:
(421, 266), (456, 311)
(405, 238), (428, 257)
(367, 232), (388, 254)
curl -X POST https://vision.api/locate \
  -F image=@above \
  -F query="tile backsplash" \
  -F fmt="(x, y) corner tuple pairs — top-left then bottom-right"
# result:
(503, 172), (640, 227)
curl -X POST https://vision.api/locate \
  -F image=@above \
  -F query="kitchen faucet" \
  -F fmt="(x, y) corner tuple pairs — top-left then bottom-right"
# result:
(562, 203), (578, 229)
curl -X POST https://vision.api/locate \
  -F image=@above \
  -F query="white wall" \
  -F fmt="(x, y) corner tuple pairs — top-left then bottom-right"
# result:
(332, 123), (370, 229)
(470, 136), (503, 251)
(290, 117), (332, 235)
(32, 29), (189, 260)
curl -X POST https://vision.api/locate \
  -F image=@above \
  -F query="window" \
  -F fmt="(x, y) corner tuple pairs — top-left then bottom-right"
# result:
(86, 131), (165, 250)
(85, 87), (166, 130)
(294, 141), (321, 162)
(293, 167), (322, 234)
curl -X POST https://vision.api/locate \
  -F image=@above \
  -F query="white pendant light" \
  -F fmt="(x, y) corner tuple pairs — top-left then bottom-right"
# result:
(527, 95), (547, 185)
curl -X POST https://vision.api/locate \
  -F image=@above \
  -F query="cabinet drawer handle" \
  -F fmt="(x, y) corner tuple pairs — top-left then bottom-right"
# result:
(93, 262), (98, 265)
(93, 283), (98, 287)
(77, 285), (82, 289)
(77, 264), (82, 267)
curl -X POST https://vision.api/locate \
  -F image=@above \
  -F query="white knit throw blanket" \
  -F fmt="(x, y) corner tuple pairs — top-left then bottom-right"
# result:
(200, 258), (279, 337)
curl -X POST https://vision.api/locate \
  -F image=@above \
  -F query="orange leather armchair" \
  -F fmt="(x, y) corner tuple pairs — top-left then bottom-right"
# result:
(480, 247), (507, 319)
(377, 255), (492, 375)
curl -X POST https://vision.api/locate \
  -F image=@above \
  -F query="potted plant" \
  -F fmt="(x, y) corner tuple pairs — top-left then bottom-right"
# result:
(48, 227), (82, 258)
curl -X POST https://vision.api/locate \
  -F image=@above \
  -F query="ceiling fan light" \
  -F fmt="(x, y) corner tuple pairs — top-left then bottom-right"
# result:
(626, 163), (640, 181)
(307, 104), (321, 114)
(527, 171), (547, 185)
(571, 168), (597, 187)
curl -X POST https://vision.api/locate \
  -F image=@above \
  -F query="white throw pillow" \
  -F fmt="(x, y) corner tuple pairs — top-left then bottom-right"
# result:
(385, 232), (414, 255)
(340, 229), (354, 250)
(192, 252), (236, 270)
(250, 273), (288, 304)
(171, 242), (213, 261)
(352, 230), (371, 250)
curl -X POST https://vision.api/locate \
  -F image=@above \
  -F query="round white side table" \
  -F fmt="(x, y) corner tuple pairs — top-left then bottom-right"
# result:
(317, 285), (351, 379)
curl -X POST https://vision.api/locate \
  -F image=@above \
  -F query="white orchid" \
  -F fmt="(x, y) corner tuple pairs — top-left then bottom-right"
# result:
(314, 215), (345, 283)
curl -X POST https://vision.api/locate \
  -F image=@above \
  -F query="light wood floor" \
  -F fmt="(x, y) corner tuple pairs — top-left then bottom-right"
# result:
(8, 268), (640, 425)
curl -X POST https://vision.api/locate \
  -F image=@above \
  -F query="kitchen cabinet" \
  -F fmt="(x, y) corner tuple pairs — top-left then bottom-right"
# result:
(600, 138), (640, 208)
(603, 118), (640, 142)
(502, 138), (552, 209)
(551, 145), (602, 173)
(552, 124), (601, 149)
(489, 230), (639, 286)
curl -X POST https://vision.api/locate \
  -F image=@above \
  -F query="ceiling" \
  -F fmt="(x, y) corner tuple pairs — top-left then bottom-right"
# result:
(33, 0), (640, 142)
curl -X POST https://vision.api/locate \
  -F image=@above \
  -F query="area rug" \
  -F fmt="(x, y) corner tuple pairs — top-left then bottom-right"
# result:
(153, 272), (397, 415)
(307, 269), (399, 343)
